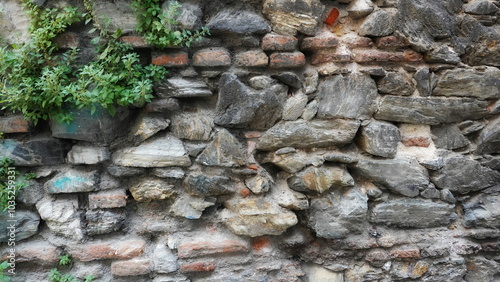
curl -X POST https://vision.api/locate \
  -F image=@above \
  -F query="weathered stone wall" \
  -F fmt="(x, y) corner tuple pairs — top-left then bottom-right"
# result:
(1, 0), (500, 281)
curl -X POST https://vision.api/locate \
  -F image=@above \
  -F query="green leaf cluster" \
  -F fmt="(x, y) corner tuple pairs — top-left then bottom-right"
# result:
(0, 158), (31, 212)
(0, 260), (11, 282)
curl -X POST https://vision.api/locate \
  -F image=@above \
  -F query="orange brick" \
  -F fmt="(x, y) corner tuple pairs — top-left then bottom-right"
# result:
(301, 36), (339, 50)
(390, 248), (421, 259)
(120, 36), (150, 48)
(178, 240), (249, 258)
(193, 48), (231, 67)
(111, 258), (152, 276)
(180, 261), (215, 273)
(89, 189), (128, 209)
(54, 32), (79, 49)
(234, 50), (268, 67)
(375, 36), (410, 49)
(1, 241), (59, 263)
(353, 50), (423, 63)
(269, 52), (306, 68)
(152, 51), (189, 67)
(402, 136), (431, 147)
(0, 115), (32, 133)
(262, 34), (298, 51)
(71, 238), (145, 262)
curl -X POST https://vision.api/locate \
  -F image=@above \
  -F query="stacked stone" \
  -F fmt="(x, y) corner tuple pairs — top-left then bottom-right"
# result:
(1, 0), (500, 281)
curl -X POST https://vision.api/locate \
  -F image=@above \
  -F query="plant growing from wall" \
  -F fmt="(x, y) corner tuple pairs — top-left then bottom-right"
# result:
(49, 255), (94, 282)
(0, 260), (11, 282)
(0, 158), (34, 211)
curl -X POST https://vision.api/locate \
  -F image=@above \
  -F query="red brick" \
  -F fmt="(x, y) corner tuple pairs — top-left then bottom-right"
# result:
(269, 52), (306, 68)
(0, 115), (32, 133)
(178, 240), (249, 258)
(193, 48), (231, 67)
(120, 36), (149, 48)
(1, 241), (59, 263)
(375, 36), (410, 49)
(111, 258), (152, 276)
(301, 36), (339, 50)
(311, 50), (352, 64)
(54, 32), (79, 49)
(402, 136), (431, 147)
(353, 50), (423, 63)
(89, 189), (128, 209)
(180, 261), (215, 273)
(365, 250), (390, 267)
(71, 238), (145, 262)
(390, 248), (421, 259)
(262, 34), (298, 51)
(234, 50), (268, 67)
(152, 51), (189, 67)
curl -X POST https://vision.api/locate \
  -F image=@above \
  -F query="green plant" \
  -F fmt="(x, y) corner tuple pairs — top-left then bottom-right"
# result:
(58, 254), (72, 266)
(0, 260), (11, 282)
(0, 158), (29, 212)
(48, 268), (77, 282)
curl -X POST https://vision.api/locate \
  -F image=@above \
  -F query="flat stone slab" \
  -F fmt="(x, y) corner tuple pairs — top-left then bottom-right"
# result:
(0, 139), (66, 166)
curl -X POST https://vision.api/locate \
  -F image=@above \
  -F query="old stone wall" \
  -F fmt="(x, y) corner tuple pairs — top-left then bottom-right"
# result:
(1, 0), (500, 281)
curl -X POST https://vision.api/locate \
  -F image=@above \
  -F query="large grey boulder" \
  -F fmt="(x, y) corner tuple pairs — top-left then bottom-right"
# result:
(433, 68), (500, 99)
(357, 121), (401, 158)
(263, 0), (324, 36)
(171, 112), (213, 141)
(317, 73), (378, 120)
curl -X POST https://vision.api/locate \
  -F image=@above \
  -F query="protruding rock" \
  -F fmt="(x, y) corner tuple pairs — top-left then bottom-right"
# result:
(264, 150), (324, 173)
(127, 114), (170, 145)
(302, 100), (318, 121)
(129, 178), (177, 202)
(170, 195), (216, 219)
(433, 68), (500, 99)
(288, 166), (354, 194)
(196, 129), (246, 167)
(465, 0), (499, 15)
(155, 77), (212, 98)
(376, 72), (416, 96)
(44, 170), (98, 194)
(207, 9), (271, 35)
(357, 121), (401, 158)
(272, 72), (302, 89)
(359, 9), (396, 37)
(348, 0), (374, 19)
(245, 170), (274, 194)
(67, 146), (110, 165)
(263, 0), (325, 36)
(171, 112), (213, 141)
(282, 92), (308, 121)
(36, 196), (83, 240)
(270, 177), (309, 210)
(248, 76), (277, 90)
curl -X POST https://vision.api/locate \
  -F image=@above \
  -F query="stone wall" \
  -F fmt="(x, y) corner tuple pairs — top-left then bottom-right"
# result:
(1, 0), (500, 281)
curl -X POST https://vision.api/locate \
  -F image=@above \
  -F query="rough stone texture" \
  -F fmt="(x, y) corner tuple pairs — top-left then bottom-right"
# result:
(67, 146), (110, 165)
(0, 115), (31, 133)
(464, 190), (500, 228)
(476, 117), (500, 154)
(44, 170), (98, 194)
(431, 124), (469, 150)
(196, 129), (246, 167)
(270, 177), (309, 210)
(89, 189), (128, 209)
(433, 68), (500, 99)
(153, 243), (178, 273)
(359, 9), (396, 37)
(354, 158), (429, 197)
(431, 156), (500, 194)
(263, 0), (325, 36)
(262, 33), (298, 51)
(170, 195), (216, 219)
(234, 50), (269, 67)
(36, 196), (83, 240)
(369, 198), (456, 228)
(130, 178), (177, 202)
(0, 211), (40, 242)
(465, 1), (499, 15)
(309, 188), (368, 239)
(111, 258), (152, 277)
(112, 134), (191, 167)
(207, 9), (270, 35)
(85, 210), (125, 236)
(171, 112), (213, 141)
(264, 150), (324, 173)
(70, 238), (146, 261)
(317, 73), (378, 120)
(282, 92), (308, 121)
(376, 72), (416, 96)
(155, 77), (212, 98)
(288, 165), (354, 194)
(92, 0), (137, 34)
(256, 119), (360, 151)
(183, 173), (232, 196)
(357, 120), (401, 158)
(0, 138), (65, 166)
(272, 72), (302, 89)
(214, 73), (287, 130)
(375, 96), (490, 125)
(126, 114), (170, 146)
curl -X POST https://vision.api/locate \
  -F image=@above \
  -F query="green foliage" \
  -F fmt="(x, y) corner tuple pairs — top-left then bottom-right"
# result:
(0, 260), (11, 282)
(132, 0), (210, 48)
(49, 268), (77, 282)
(58, 255), (72, 266)
(0, 158), (29, 212)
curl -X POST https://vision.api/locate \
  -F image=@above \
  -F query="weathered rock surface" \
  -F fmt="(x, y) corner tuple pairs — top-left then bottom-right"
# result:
(476, 117), (500, 154)
(433, 68), (500, 99)
(130, 178), (177, 202)
(270, 177), (309, 210)
(155, 77), (212, 98)
(170, 195), (216, 219)
(153, 242), (178, 273)
(431, 156), (500, 194)
(85, 210), (125, 236)
(263, 0), (324, 36)
(282, 92), (308, 121)
(214, 73), (287, 130)
(183, 174), (233, 196)
(0, 139), (65, 166)
(152, 168), (185, 179)
(317, 73), (378, 120)
(221, 197), (298, 237)
(464, 190), (500, 228)
(127, 114), (170, 146)
(359, 9), (396, 37)
(0, 211), (40, 242)
(431, 124), (469, 150)
(264, 150), (324, 173)
(309, 188), (368, 239)
(288, 166), (354, 194)
(348, 0), (374, 19)
(256, 119), (360, 151)
(245, 170), (274, 194)
(465, 1), (499, 15)
(67, 146), (110, 165)
(357, 121), (400, 158)
(36, 196), (83, 240)
(375, 96), (490, 125)
(196, 129), (246, 167)
(112, 134), (191, 167)
(354, 158), (429, 197)
(207, 9), (270, 35)
(44, 170), (98, 194)
(92, 0), (137, 34)
(376, 72), (415, 96)
(369, 198), (456, 228)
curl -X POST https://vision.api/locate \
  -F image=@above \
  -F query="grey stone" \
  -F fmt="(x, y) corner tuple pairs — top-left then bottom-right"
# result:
(459, 120), (485, 135)
(248, 76), (277, 90)
(107, 165), (145, 177)
(323, 152), (359, 164)
(433, 68), (500, 99)
(221, 196), (298, 237)
(375, 96), (490, 125)
(480, 157), (500, 171)
(92, 0), (137, 34)
(152, 168), (185, 179)
(183, 173), (233, 196)
(420, 184), (441, 199)
(36, 196), (83, 240)
(153, 243), (178, 273)
(317, 73), (378, 120)
(425, 45), (461, 64)
(171, 112), (213, 141)
(302, 264), (345, 282)
(0, 138), (65, 166)
(127, 114), (170, 146)
(146, 98), (180, 113)
(360, 67), (387, 77)
(463, 191), (500, 228)
(184, 142), (207, 157)
(441, 188), (456, 204)
(354, 158), (429, 197)
(369, 198), (456, 228)
(309, 188), (368, 239)
(130, 178), (177, 202)
(0, 211), (39, 242)
(196, 129), (246, 167)
(0, 0), (31, 45)
(282, 92), (308, 121)
(275, 147), (296, 155)
(476, 117), (500, 154)
(264, 150), (324, 173)
(99, 173), (121, 191)
(465, 1), (499, 15)
(431, 156), (500, 194)
(44, 170), (98, 194)
(462, 21), (500, 66)
(51, 106), (130, 144)
(464, 257), (499, 282)
(207, 9), (270, 35)
(272, 72), (302, 89)
(214, 73), (287, 130)
(263, 0), (325, 36)
(164, 1), (202, 30)
(256, 119), (360, 151)
(304, 70), (319, 94)
(359, 9), (396, 37)
(431, 124), (469, 150)
(357, 121), (401, 158)
(67, 146), (110, 165)
(245, 170), (274, 194)
(85, 210), (125, 236)
(170, 195), (216, 219)
(112, 134), (191, 167)
(155, 77), (212, 98)
(376, 72), (415, 96)
(414, 67), (432, 96)
(301, 100), (318, 121)
(348, 0), (374, 19)
(288, 165), (354, 194)
(270, 178), (309, 210)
